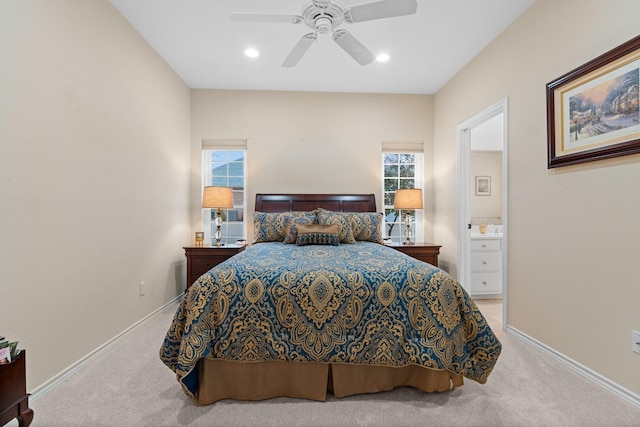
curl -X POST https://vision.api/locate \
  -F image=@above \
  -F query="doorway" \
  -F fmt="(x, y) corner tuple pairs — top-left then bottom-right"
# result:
(457, 98), (508, 329)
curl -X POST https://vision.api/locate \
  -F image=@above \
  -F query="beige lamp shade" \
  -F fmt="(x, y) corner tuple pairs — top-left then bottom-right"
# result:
(202, 186), (234, 209)
(394, 188), (423, 210)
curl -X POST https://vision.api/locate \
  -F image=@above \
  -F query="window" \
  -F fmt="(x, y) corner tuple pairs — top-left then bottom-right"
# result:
(202, 147), (246, 245)
(382, 151), (423, 243)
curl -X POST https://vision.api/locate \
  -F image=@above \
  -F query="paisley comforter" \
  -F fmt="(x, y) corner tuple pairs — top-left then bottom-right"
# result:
(160, 242), (501, 398)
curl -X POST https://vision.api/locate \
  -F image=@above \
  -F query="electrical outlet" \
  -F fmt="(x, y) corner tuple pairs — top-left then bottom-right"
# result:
(633, 330), (640, 354)
(139, 281), (146, 296)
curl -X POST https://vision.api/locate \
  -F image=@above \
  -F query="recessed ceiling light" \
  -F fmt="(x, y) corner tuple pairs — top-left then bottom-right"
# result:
(376, 53), (390, 63)
(244, 48), (259, 58)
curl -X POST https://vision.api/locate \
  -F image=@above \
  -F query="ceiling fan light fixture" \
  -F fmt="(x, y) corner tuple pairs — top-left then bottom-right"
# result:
(315, 16), (332, 34)
(244, 48), (260, 58)
(376, 53), (390, 63)
(231, 0), (418, 67)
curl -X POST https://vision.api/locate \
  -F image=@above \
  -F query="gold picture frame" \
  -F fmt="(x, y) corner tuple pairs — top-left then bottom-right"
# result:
(195, 232), (204, 246)
(546, 35), (640, 168)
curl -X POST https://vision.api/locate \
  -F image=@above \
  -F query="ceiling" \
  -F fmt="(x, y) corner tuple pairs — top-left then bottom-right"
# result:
(109, 0), (534, 94)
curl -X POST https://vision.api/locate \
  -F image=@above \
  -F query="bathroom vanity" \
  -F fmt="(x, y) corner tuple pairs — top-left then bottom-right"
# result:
(469, 226), (503, 298)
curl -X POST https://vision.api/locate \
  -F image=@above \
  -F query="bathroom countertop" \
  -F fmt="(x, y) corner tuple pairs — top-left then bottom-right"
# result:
(470, 224), (503, 240)
(470, 233), (503, 240)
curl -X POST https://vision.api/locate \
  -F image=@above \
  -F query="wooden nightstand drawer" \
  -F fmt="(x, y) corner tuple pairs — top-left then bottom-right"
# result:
(190, 257), (223, 278)
(388, 243), (441, 267)
(183, 245), (245, 290)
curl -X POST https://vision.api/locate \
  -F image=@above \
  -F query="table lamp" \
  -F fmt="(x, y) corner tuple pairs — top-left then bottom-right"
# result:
(394, 188), (423, 245)
(202, 186), (234, 246)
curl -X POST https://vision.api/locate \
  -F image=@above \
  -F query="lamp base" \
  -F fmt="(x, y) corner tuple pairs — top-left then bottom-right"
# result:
(213, 209), (225, 246)
(402, 212), (414, 246)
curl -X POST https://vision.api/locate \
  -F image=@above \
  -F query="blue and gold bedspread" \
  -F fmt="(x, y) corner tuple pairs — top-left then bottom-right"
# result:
(160, 242), (501, 397)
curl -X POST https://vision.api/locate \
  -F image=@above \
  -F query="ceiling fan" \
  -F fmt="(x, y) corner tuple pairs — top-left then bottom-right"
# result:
(230, 0), (418, 67)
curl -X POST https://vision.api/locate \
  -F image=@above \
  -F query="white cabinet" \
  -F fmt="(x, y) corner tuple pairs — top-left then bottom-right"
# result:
(469, 238), (502, 297)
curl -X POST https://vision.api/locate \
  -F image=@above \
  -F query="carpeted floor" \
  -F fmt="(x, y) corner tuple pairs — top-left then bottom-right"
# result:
(23, 299), (640, 427)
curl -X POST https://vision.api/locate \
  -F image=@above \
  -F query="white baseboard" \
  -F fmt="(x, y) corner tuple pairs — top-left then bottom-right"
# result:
(506, 325), (640, 409)
(30, 294), (183, 401)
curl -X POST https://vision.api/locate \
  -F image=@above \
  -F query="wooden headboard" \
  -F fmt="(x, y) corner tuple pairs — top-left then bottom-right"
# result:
(255, 194), (377, 213)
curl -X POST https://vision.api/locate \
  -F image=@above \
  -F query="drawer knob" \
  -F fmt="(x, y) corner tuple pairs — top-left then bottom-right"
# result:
(482, 261), (487, 265)
(482, 281), (487, 285)
(482, 244), (487, 248)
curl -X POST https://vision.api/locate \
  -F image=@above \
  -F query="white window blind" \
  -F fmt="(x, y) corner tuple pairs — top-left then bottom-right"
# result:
(202, 138), (248, 150)
(381, 141), (424, 153)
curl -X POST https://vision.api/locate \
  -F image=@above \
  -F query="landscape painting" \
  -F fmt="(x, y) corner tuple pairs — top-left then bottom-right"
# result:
(547, 35), (640, 168)
(565, 67), (639, 149)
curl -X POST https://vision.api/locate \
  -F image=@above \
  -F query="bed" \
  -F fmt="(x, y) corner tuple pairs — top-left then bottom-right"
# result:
(160, 193), (501, 404)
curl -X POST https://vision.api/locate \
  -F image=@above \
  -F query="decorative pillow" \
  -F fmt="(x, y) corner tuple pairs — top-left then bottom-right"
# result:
(295, 224), (340, 246)
(349, 212), (384, 244)
(283, 216), (315, 244)
(253, 211), (316, 243)
(315, 208), (356, 244)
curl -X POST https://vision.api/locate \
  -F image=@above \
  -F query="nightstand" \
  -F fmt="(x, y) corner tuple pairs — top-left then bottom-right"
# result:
(388, 242), (441, 267)
(183, 244), (245, 290)
(0, 350), (33, 427)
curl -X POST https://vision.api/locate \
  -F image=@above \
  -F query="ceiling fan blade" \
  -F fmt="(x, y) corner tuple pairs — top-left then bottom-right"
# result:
(282, 33), (316, 68)
(344, 0), (418, 23)
(230, 13), (303, 24)
(332, 30), (375, 66)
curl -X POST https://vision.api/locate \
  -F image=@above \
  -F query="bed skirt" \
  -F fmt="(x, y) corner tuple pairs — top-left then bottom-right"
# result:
(196, 359), (464, 405)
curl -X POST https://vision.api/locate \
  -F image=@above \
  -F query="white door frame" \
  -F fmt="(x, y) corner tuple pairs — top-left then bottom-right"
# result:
(456, 97), (509, 329)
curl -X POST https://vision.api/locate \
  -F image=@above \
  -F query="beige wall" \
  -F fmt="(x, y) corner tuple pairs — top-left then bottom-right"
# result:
(0, 0), (191, 390)
(191, 90), (435, 242)
(434, 0), (640, 395)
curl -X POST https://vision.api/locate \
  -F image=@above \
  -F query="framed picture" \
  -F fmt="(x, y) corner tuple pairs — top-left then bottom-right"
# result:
(195, 232), (204, 246)
(546, 35), (640, 168)
(475, 176), (491, 196)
